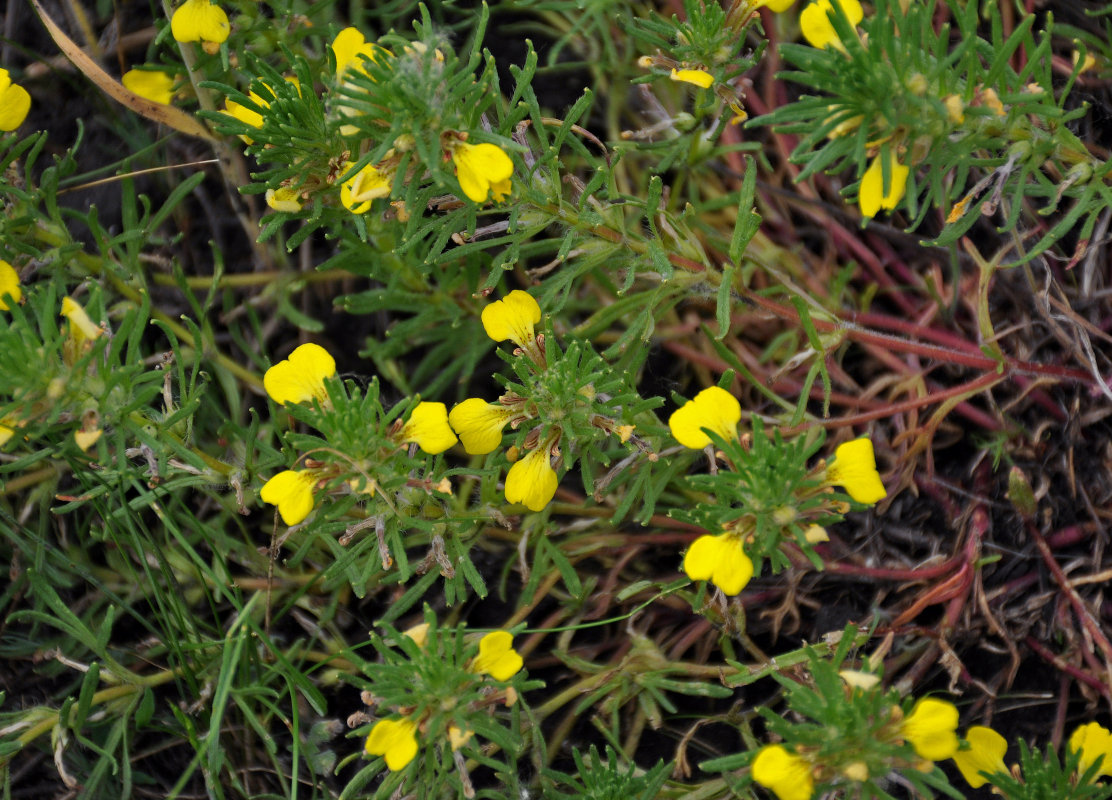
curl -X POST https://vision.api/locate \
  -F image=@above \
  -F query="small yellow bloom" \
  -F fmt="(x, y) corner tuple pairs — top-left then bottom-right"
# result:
(667, 386), (741, 449)
(758, 0), (797, 10)
(263, 343), (336, 405)
(340, 161), (391, 213)
(842, 761), (869, 781)
(266, 187), (302, 213)
(448, 725), (474, 751)
(122, 69), (175, 105)
(826, 438), (886, 504)
(223, 78), (299, 144)
(402, 622), (430, 649)
(0, 68), (31, 132)
(953, 726), (1007, 789)
(0, 259), (21, 310)
(858, 152), (910, 218)
(0, 424), (14, 447)
(800, 0), (863, 50)
(452, 142), (514, 204)
(61, 297), (102, 349)
(752, 744), (814, 800)
(259, 470), (318, 526)
(472, 631), (524, 681)
(364, 717), (418, 771)
(170, 0), (230, 44)
(943, 94), (965, 124)
(670, 68), (714, 89)
(902, 698), (959, 762)
(448, 398), (517, 455)
(683, 533), (753, 595)
(399, 401), (458, 454)
(504, 447), (558, 511)
(74, 428), (103, 451)
(838, 669), (880, 690)
(481, 290), (541, 348)
(1070, 722), (1112, 779)
(331, 27), (385, 78)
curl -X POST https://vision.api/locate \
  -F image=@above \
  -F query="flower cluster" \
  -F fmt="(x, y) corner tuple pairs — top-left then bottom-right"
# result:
(446, 291), (644, 513)
(706, 648), (962, 800)
(258, 343), (456, 526)
(357, 621), (527, 778)
(668, 388), (886, 596)
(951, 719), (1112, 793)
(211, 25), (516, 217)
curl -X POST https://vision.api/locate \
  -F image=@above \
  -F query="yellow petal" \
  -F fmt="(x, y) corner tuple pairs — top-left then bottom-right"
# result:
(0, 424), (14, 447)
(402, 622), (430, 649)
(448, 398), (515, 454)
(504, 447), (558, 511)
(364, 717), (418, 771)
(800, 0), (863, 49)
(759, 0), (797, 10)
(826, 438), (886, 504)
(902, 698), (959, 761)
(670, 68), (714, 89)
(266, 187), (302, 213)
(259, 470), (317, 526)
(448, 725), (474, 751)
(667, 386), (741, 449)
(341, 161), (391, 213)
(331, 27), (384, 77)
(400, 401), (458, 454)
(481, 290), (541, 348)
(452, 142), (514, 203)
(74, 429), (103, 451)
(473, 630), (524, 681)
(752, 745), (814, 800)
(953, 726), (1007, 789)
(0, 77), (32, 132)
(122, 69), (175, 105)
(263, 343), (336, 405)
(683, 534), (753, 595)
(0, 259), (22, 310)
(60, 297), (102, 344)
(859, 153), (910, 218)
(1070, 722), (1112, 778)
(838, 669), (880, 690)
(170, 0), (230, 44)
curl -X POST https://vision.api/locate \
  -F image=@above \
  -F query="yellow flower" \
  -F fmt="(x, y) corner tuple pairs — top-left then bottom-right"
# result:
(800, 0), (863, 49)
(364, 717), (418, 771)
(825, 438), (886, 504)
(170, 0), (230, 44)
(448, 398), (517, 454)
(481, 290), (541, 348)
(1070, 722), (1112, 779)
(667, 386), (741, 449)
(0, 68), (31, 132)
(448, 725), (474, 751)
(266, 187), (302, 213)
(260, 470), (318, 526)
(859, 152), (910, 218)
(263, 343), (336, 405)
(331, 27), (385, 78)
(0, 259), (21, 310)
(122, 69), (175, 105)
(61, 297), (102, 346)
(683, 533), (753, 595)
(902, 698), (959, 761)
(504, 447), (558, 511)
(0, 424), (14, 447)
(758, 0), (797, 10)
(402, 622), (430, 649)
(752, 744), (814, 800)
(953, 726), (1007, 789)
(670, 68), (714, 89)
(399, 401), (458, 454)
(452, 142), (514, 204)
(472, 631), (524, 681)
(340, 161), (391, 213)
(74, 428), (103, 452)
